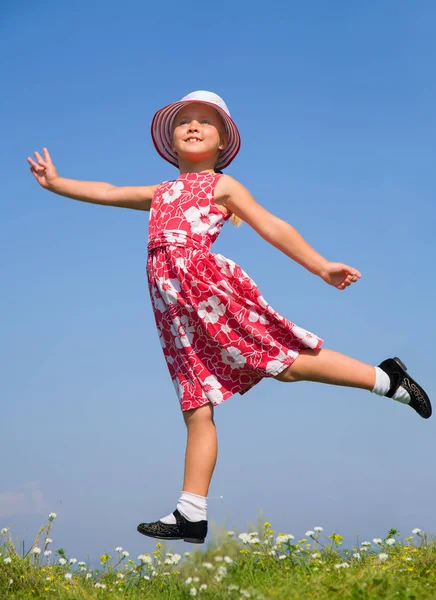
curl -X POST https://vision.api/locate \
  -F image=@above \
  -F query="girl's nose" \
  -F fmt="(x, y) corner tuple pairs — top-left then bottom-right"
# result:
(188, 121), (200, 132)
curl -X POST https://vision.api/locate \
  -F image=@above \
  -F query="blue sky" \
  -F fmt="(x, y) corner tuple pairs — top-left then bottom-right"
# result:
(1, 0), (436, 563)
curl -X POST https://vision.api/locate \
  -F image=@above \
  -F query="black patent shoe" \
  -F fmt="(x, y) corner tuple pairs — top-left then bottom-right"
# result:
(378, 357), (432, 419)
(137, 509), (207, 544)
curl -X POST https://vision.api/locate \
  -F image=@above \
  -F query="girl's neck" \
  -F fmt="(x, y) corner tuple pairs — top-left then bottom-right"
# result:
(178, 158), (216, 175)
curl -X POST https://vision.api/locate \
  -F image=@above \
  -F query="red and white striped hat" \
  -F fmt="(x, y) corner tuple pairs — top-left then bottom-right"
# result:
(151, 90), (241, 170)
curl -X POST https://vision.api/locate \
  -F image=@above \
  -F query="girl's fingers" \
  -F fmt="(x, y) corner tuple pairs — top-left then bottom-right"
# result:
(43, 147), (52, 164)
(34, 151), (47, 167)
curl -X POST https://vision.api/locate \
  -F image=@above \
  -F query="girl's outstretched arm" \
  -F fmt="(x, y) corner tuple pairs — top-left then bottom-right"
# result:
(215, 175), (361, 291)
(27, 148), (158, 211)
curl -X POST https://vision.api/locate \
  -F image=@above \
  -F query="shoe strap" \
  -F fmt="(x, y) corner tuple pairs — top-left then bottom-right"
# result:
(173, 509), (186, 525)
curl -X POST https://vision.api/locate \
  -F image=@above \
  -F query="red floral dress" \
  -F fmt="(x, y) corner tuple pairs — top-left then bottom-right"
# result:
(147, 172), (323, 411)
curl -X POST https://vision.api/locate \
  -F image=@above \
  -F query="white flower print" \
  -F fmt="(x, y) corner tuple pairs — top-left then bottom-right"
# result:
(175, 257), (188, 272)
(203, 375), (224, 404)
(164, 230), (187, 244)
(258, 295), (277, 316)
(162, 181), (184, 203)
(221, 346), (246, 368)
(214, 254), (236, 277)
(156, 277), (181, 305)
(158, 330), (166, 349)
(171, 316), (195, 348)
(248, 309), (269, 325)
(172, 377), (184, 400)
(221, 324), (231, 333)
(198, 295), (226, 324)
(151, 285), (166, 313)
(184, 205), (221, 236)
(292, 325), (318, 348)
(265, 349), (298, 375)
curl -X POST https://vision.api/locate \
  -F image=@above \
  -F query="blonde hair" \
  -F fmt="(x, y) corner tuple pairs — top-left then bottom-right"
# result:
(230, 213), (243, 227)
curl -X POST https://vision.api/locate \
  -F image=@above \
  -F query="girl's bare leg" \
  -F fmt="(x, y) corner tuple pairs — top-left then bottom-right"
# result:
(275, 348), (376, 389)
(182, 403), (217, 497)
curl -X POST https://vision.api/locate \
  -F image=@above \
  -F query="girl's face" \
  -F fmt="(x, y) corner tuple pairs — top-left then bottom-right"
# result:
(172, 103), (227, 167)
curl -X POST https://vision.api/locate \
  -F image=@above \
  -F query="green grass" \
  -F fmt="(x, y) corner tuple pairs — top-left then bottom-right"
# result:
(1, 515), (436, 599)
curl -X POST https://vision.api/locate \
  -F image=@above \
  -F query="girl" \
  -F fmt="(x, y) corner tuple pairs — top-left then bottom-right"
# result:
(28, 90), (431, 545)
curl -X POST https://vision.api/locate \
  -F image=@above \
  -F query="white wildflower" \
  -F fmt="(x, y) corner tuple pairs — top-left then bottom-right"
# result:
(202, 562), (213, 569)
(335, 562), (350, 569)
(31, 547), (41, 554)
(78, 561), (86, 567)
(361, 541), (371, 547)
(86, 573), (92, 579)
(184, 552), (191, 557)
(115, 546), (123, 552)
(143, 575), (150, 580)
(240, 591), (251, 598)
(200, 584), (207, 590)
(48, 513), (57, 520)
(80, 567), (86, 572)
(190, 588), (197, 596)
(306, 530), (315, 536)
(45, 538), (52, 544)
(117, 573), (124, 579)
(185, 577), (193, 585)
(44, 550), (52, 557)
(59, 558), (67, 565)
(373, 538), (382, 545)
(1, 528), (9, 534)
(360, 547), (369, 552)
(311, 552), (321, 559)
(69, 558), (77, 564)
(238, 533), (251, 544)
(227, 531), (235, 536)
(224, 556), (233, 563)
(276, 534), (294, 544)
(4, 557), (12, 564)
(228, 584), (239, 591)
(138, 554), (152, 564)
(406, 557), (412, 561)
(314, 526), (323, 532)
(378, 553), (388, 561)
(385, 538), (396, 546)
(193, 577), (200, 582)
(64, 573), (72, 580)
(215, 555), (223, 561)
(122, 550), (129, 557)
(412, 528), (421, 535)
(353, 552), (361, 559)
(278, 554), (286, 560)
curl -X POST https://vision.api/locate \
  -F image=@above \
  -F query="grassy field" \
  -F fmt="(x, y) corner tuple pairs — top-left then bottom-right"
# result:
(1, 514), (435, 599)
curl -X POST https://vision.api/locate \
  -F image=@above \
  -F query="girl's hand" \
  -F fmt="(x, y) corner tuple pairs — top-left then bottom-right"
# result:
(319, 262), (361, 290)
(27, 148), (59, 189)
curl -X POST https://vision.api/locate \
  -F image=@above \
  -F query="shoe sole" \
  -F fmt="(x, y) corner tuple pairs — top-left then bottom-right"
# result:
(137, 527), (204, 544)
(393, 357), (432, 419)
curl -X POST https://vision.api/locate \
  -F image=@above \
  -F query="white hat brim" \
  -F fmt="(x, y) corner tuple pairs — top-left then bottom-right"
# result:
(151, 100), (241, 170)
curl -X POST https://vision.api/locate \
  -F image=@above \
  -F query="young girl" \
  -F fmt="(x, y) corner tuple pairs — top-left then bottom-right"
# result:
(28, 90), (431, 545)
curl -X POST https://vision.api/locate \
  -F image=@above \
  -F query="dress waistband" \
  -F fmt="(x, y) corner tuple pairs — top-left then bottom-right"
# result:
(148, 230), (211, 253)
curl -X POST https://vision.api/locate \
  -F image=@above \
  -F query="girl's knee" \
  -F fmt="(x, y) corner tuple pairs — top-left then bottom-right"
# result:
(183, 402), (215, 427)
(274, 365), (299, 383)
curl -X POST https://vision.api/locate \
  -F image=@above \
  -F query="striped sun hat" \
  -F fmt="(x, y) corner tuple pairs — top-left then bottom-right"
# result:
(151, 90), (241, 170)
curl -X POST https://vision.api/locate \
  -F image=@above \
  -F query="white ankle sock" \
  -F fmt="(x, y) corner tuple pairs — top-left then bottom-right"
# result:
(160, 491), (207, 524)
(372, 366), (411, 404)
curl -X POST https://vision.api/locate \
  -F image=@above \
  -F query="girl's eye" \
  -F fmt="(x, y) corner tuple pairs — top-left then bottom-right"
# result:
(201, 119), (211, 124)
(179, 120), (189, 125)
